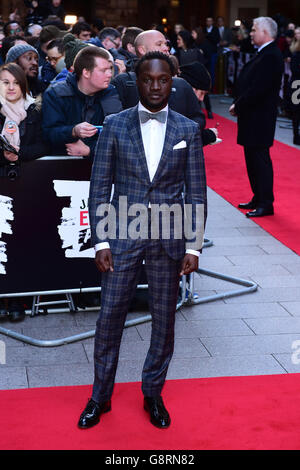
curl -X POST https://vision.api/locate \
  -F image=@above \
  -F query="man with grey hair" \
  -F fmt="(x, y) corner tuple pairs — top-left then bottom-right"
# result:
(252, 16), (278, 40)
(230, 17), (284, 217)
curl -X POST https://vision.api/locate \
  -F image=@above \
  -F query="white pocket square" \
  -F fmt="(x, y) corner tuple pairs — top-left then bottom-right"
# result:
(173, 140), (187, 150)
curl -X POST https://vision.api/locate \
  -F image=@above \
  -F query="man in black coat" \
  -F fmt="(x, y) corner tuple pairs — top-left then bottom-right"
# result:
(230, 17), (284, 217)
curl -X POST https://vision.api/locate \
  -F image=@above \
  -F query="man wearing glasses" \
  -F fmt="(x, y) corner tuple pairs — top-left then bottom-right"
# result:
(40, 38), (65, 86)
(98, 27), (122, 51)
(3, 21), (24, 38)
(45, 39), (64, 68)
(97, 27), (126, 74)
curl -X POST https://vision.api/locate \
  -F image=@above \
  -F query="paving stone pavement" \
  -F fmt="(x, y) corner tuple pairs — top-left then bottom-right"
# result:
(0, 95), (300, 390)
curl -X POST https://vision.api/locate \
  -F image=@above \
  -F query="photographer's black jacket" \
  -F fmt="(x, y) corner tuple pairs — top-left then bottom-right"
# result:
(0, 100), (50, 176)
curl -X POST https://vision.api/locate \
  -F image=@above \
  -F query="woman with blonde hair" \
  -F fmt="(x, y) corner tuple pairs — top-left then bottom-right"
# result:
(290, 26), (300, 54)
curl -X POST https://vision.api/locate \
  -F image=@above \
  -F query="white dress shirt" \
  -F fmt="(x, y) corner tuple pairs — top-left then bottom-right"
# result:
(257, 40), (273, 53)
(95, 102), (199, 258)
(139, 102), (167, 182)
(218, 26), (224, 39)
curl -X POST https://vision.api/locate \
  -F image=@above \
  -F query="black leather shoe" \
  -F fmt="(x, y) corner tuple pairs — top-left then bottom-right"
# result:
(293, 135), (300, 145)
(78, 398), (111, 429)
(246, 207), (274, 218)
(238, 201), (256, 210)
(144, 396), (171, 429)
(9, 310), (25, 322)
(8, 299), (25, 322)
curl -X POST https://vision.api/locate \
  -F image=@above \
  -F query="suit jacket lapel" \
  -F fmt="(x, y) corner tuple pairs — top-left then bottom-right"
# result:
(243, 42), (275, 69)
(127, 105), (151, 183)
(151, 109), (178, 184)
(127, 106), (179, 185)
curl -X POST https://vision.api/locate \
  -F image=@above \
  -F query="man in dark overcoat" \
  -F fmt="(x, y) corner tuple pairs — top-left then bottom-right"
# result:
(230, 17), (284, 217)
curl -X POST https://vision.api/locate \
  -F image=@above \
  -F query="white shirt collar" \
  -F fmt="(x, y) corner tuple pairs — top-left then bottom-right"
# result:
(257, 40), (273, 52)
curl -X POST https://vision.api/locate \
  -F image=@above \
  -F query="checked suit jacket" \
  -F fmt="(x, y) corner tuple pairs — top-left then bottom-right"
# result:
(88, 105), (207, 260)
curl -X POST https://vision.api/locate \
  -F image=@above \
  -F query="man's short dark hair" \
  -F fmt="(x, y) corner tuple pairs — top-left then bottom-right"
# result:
(98, 27), (121, 42)
(46, 38), (64, 54)
(73, 46), (112, 77)
(135, 51), (175, 77)
(71, 22), (92, 36)
(0, 35), (23, 62)
(122, 27), (143, 50)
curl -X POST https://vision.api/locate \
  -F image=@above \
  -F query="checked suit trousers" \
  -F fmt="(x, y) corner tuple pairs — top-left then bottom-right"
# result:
(91, 239), (182, 404)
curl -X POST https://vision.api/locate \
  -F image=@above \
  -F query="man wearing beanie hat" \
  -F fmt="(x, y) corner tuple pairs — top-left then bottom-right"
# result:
(63, 33), (90, 71)
(5, 43), (39, 66)
(37, 25), (67, 69)
(5, 43), (47, 97)
(49, 33), (91, 83)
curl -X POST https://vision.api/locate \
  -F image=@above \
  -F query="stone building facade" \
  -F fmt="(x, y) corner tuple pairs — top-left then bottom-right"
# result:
(0, 0), (299, 31)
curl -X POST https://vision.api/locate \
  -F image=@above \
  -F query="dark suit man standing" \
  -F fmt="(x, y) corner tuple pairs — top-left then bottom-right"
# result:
(230, 17), (284, 217)
(78, 52), (207, 429)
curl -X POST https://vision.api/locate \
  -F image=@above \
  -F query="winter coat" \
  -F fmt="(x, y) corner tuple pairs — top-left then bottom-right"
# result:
(0, 98), (50, 176)
(42, 72), (122, 157)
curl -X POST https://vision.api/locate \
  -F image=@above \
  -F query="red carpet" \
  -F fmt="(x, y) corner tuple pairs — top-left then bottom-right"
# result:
(1, 374), (300, 450)
(205, 114), (300, 255)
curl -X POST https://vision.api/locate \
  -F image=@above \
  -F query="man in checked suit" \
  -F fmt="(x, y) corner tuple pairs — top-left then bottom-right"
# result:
(229, 17), (284, 218)
(78, 52), (207, 429)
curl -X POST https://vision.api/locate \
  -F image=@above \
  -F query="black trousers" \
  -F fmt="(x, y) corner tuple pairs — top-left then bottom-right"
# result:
(243, 146), (274, 209)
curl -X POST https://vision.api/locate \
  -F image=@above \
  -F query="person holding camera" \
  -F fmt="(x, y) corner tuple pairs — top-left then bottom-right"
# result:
(0, 62), (49, 321)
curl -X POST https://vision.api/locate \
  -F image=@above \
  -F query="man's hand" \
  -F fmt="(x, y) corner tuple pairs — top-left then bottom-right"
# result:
(4, 150), (18, 162)
(95, 249), (114, 272)
(229, 104), (237, 116)
(115, 59), (126, 74)
(180, 254), (198, 276)
(209, 127), (218, 138)
(72, 122), (98, 139)
(66, 139), (90, 156)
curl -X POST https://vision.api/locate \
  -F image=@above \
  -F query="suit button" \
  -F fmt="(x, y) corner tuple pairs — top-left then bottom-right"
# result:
(149, 187), (153, 192)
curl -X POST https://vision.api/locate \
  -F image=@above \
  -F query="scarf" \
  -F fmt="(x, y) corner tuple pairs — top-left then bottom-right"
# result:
(0, 94), (35, 150)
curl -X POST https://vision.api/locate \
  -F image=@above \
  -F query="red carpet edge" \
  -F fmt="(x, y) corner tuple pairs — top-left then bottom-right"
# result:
(1, 374), (300, 450)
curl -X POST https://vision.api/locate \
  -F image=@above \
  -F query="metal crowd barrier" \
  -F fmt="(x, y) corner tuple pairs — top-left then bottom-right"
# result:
(214, 49), (256, 96)
(0, 237), (258, 347)
(0, 149), (259, 347)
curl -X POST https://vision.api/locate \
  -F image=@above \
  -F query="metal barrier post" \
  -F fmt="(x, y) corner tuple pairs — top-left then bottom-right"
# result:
(0, 238), (258, 347)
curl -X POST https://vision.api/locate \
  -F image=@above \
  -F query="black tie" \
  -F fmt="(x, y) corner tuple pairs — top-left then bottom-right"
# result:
(139, 110), (167, 124)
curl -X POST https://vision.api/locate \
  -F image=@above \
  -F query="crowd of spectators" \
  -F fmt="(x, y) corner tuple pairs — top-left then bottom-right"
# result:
(0, 3), (299, 320)
(0, 6), (298, 144)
